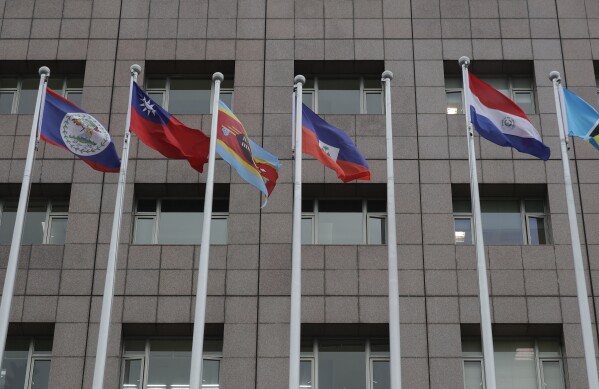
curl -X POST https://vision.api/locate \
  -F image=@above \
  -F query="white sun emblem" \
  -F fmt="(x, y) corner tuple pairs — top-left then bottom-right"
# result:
(140, 97), (156, 116)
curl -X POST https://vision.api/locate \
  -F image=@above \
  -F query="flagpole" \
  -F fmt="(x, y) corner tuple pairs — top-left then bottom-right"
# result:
(549, 71), (599, 389)
(382, 70), (402, 389)
(0, 66), (49, 364)
(91, 63), (141, 389)
(459, 56), (497, 389)
(289, 74), (305, 389)
(189, 72), (223, 389)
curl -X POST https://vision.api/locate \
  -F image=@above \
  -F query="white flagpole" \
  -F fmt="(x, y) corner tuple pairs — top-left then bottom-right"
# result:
(189, 72), (223, 389)
(382, 71), (402, 389)
(289, 74), (305, 389)
(92, 64), (141, 389)
(0, 66), (49, 364)
(459, 56), (497, 389)
(549, 71), (599, 389)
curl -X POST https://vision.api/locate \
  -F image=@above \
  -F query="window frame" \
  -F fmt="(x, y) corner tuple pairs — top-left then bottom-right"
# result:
(0, 77), (83, 114)
(0, 199), (69, 245)
(303, 76), (384, 114)
(2, 337), (53, 389)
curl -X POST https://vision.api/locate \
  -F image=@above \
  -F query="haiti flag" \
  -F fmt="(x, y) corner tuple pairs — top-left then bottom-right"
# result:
(40, 88), (121, 172)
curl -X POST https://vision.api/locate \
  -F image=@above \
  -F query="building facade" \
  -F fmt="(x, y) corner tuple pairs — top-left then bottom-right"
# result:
(0, 0), (598, 388)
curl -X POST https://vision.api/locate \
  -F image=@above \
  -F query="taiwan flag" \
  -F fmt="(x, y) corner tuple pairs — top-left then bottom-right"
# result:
(301, 104), (370, 182)
(130, 82), (210, 172)
(40, 88), (121, 172)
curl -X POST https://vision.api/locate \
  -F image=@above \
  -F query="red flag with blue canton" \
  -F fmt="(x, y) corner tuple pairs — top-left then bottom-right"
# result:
(40, 88), (121, 172)
(302, 104), (370, 182)
(130, 82), (210, 172)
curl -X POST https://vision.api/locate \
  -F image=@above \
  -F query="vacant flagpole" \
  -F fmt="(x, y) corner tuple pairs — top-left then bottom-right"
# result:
(189, 72), (223, 389)
(382, 70), (402, 389)
(289, 74), (305, 389)
(459, 56), (497, 389)
(92, 64), (141, 389)
(549, 71), (599, 389)
(0, 66), (49, 364)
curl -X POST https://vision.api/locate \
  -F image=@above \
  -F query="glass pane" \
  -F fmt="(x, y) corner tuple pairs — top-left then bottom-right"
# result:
(46, 79), (63, 91)
(372, 360), (390, 389)
(512, 78), (533, 89)
(302, 92), (314, 110)
(462, 339), (482, 357)
(538, 340), (561, 357)
(203, 339), (223, 353)
(65, 91), (83, 106)
(148, 92), (164, 107)
(0, 204), (17, 245)
(368, 216), (385, 244)
(212, 199), (229, 213)
(302, 200), (314, 212)
(147, 339), (192, 389)
(318, 212), (363, 244)
(158, 200), (203, 244)
(18, 79), (39, 114)
(541, 361), (564, 389)
(147, 79), (167, 89)
(50, 201), (69, 213)
(463, 360), (483, 389)
(367, 200), (385, 213)
(445, 78), (462, 89)
(23, 201), (47, 245)
(66, 78), (84, 89)
(301, 217), (313, 244)
(453, 200), (471, 213)
(122, 359), (142, 389)
(210, 217), (227, 245)
(317, 79), (361, 114)
(0, 92), (15, 114)
(494, 340), (537, 389)
(481, 200), (523, 245)
(48, 217), (67, 244)
(169, 79), (212, 114)
(318, 340), (365, 389)
(524, 200), (544, 213)
(134, 217), (156, 244)
(365, 92), (383, 114)
(454, 218), (472, 245)
(220, 91), (233, 109)
(30, 359), (51, 389)
(446, 91), (463, 114)
(202, 359), (219, 388)
(124, 339), (147, 353)
(137, 199), (157, 213)
(370, 339), (390, 354)
(0, 348), (28, 389)
(528, 216), (546, 245)
(514, 92), (535, 114)
(33, 338), (53, 353)
(299, 360), (313, 389)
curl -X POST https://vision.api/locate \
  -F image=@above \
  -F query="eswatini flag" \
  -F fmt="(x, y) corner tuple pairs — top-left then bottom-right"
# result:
(467, 73), (550, 160)
(302, 104), (370, 182)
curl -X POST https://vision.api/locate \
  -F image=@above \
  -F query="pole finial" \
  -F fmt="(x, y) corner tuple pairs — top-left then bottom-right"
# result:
(212, 72), (224, 82)
(39, 66), (50, 77)
(549, 71), (561, 83)
(131, 64), (142, 76)
(382, 70), (394, 80)
(458, 56), (470, 67)
(294, 75), (306, 85)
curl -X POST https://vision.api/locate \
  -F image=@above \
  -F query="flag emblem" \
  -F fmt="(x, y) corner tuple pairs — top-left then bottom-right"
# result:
(60, 113), (111, 156)
(139, 97), (156, 115)
(318, 140), (339, 161)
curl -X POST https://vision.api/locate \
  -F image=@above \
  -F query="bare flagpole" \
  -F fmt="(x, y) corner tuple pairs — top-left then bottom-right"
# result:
(289, 74), (305, 389)
(189, 72), (224, 389)
(0, 66), (50, 364)
(92, 64), (141, 389)
(549, 71), (599, 389)
(459, 56), (497, 389)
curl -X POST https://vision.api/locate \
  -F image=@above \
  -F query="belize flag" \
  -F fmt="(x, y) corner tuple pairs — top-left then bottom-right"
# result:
(467, 73), (550, 160)
(130, 82), (210, 172)
(302, 104), (370, 182)
(561, 87), (599, 150)
(217, 101), (280, 206)
(40, 88), (121, 172)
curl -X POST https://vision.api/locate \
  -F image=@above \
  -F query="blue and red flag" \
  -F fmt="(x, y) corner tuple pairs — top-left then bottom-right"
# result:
(130, 82), (210, 172)
(40, 88), (121, 172)
(301, 104), (370, 182)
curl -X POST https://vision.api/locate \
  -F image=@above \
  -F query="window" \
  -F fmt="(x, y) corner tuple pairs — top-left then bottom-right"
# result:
(133, 199), (228, 245)
(144, 77), (233, 114)
(300, 338), (389, 389)
(463, 338), (565, 389)
(121, 338), (221, 389)
(0, 199), (68, 245)
(453, 198), (548, 245)
(301, 199), (386, 245)
(302, 77), (383, 114)
(445, 76), (536, 115)
(0, 77), (83, 114)
(1, 337), (52, 389)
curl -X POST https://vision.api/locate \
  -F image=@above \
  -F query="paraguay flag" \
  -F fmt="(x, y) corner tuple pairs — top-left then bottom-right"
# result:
(130, 82), (210, 172)
(217, 101), (280, 206)
(467, 73), (550, 160)
(302, 104), (370, 182)
(561, 87), (599, 150)
(40, 88), (121, 172)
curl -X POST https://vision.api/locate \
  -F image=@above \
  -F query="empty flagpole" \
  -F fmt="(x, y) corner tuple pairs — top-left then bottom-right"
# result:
(382, 70), (402, 389)
(0, 67), (49, 364)
(189, 72), (224, 389)
(92, 64), (141, 389)
(289, 74), (305, 389)
(459, 56), (497, 389)
(549, 71), (599, 389)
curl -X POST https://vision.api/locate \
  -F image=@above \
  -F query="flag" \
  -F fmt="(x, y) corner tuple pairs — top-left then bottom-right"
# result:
(40, 88), (121, 172)
(216, 101), (280, 205)
(466, 73), (550, 160)
(562, 87), (599, 150)
(130, 82), (210, 172)
(301, 104), (370, 182)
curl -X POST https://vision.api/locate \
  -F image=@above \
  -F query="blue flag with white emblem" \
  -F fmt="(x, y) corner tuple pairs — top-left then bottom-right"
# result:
(562, 87), (599, 151)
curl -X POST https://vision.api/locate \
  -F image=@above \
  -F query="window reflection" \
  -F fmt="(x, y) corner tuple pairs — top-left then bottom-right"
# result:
(0, 199), (69, 245)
